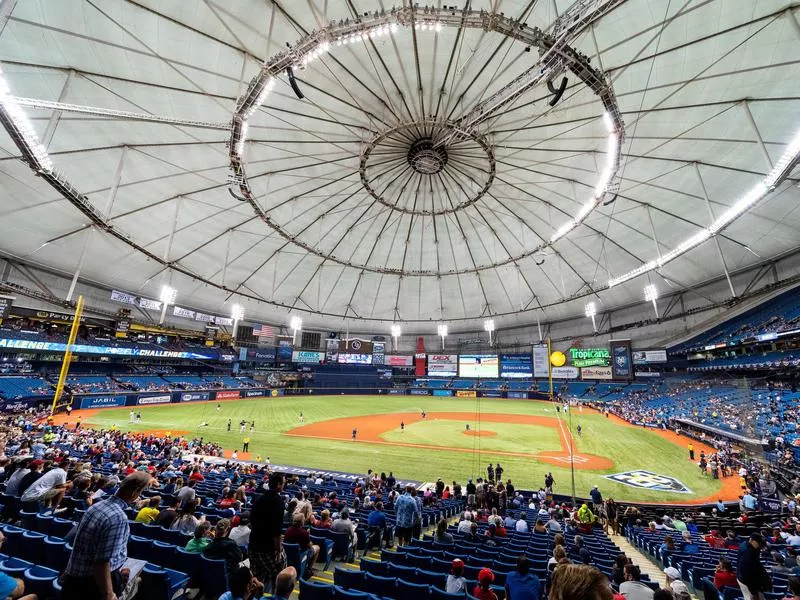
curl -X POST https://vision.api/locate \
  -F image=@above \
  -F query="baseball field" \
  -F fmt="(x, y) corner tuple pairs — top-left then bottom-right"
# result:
(68, 395), (740, 504)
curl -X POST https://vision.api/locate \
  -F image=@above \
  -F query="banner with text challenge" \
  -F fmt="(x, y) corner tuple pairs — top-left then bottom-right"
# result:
(610, 339), (633, 380)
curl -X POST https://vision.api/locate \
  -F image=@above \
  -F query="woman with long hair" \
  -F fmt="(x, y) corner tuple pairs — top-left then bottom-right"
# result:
(549, 564), (613, 600)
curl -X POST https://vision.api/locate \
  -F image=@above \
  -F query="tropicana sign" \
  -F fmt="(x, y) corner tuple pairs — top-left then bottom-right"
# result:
(569, 347), (610, 367)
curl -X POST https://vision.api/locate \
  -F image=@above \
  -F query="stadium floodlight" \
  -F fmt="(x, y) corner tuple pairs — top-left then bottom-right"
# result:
(437, 323), (448, 349)
(484, 319), (495, 345)
(644, 284), (659, 319)
(0, 66), (53, 173)
(231, 304), (245, 338)
(290, 315), (302, 346)
(390, 324), (401, 350)
(585, 302), (598, 333)
(158, 285), (177, 324)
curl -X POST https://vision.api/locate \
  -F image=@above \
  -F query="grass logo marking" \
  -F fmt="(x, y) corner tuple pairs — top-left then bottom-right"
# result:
(605, 470), (692, 494)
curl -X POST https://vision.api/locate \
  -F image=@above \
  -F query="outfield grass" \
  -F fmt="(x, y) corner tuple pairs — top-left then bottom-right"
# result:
(83, 396), (725, 503)
(381, 420), (562, 455)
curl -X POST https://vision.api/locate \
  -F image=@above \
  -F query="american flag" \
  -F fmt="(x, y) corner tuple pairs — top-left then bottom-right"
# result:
(254, 324), (274, 339)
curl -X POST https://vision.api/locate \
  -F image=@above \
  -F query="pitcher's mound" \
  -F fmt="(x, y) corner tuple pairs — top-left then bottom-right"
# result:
(463, 429), (497, 437)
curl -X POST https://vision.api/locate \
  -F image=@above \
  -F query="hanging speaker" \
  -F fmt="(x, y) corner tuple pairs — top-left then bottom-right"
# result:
(547, 76), (568, 106)
(286, 67), (304, 99)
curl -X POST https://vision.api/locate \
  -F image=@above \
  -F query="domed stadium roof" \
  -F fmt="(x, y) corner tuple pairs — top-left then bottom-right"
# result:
(0, 0), (798, 332)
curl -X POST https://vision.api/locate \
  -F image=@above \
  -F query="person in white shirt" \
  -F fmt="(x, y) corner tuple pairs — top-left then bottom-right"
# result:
(457, 513), (473, 534)
(229, 513), (252, 546)
(21, 465), (71, 512)
(619, 564), (654, 600)
(332, 509), (358, 551)
(664, 567), (690, 597)
(547, 515), (562, 533)
(516, 513), (530, 533)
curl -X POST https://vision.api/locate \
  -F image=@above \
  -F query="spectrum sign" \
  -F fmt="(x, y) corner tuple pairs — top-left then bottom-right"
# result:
(569, 347), (610, 368)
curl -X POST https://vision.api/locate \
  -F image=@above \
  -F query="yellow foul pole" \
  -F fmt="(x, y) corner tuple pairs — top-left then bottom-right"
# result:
(50, 294), (85, 415)
(547, 337), (553, 401)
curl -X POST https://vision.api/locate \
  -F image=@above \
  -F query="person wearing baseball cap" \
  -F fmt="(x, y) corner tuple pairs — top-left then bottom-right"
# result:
(664, 567), (689, 597)
(737, 533), (771, 600)
(446, 559), (466, 594)
(474, 568), (498, 600)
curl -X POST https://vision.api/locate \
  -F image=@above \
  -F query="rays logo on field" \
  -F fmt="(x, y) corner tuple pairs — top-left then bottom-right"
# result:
(605, 470), (692, 494)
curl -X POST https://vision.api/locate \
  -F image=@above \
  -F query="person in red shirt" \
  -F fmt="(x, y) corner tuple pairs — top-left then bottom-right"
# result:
(474, 568), (498, 600)
(713, 557), (737, 590)
(189, 467), (205, 482)
(283, 514), (320, 576)
(220, 490), (237, 509)
(704, 530), (726, 549)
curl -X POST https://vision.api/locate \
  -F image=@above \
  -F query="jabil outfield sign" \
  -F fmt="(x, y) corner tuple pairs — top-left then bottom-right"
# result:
(569, 347), (610, 368)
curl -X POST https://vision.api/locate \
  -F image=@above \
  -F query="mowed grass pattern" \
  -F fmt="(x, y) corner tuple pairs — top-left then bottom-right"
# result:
(381, 420), (562, 455)
(84, 396), (723, 502)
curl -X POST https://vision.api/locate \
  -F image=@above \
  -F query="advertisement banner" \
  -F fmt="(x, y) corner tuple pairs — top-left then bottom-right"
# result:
(337, 353), (372, 364)
(372, 341), (385, 366)
(181, 392), (211, 402)
(532, 344), (550, 378)
(481, 391), (503, 398)
(387, 389), (405, 395)
(409, 389), (430, 395)
(0, 295), (13, 322)
(427, 354), (458, 377)
(216, 390), (241, 400)
(242, 348), (275, 363)
(80, 395), (127, 409)
(610, 339), (633, 380)
(507, 391), (529, 399)
(635, 370), (662, 378)
(245, 390), (265, 398)
(386, 355), (414, 367)
(432, 389), (454, 396)
(215, 316), (233, 327)
(581, 366), (613, 380)
(194, 312), (215, 323)
(500, 354), (533, 379)
(551, 366), (579, 379)
(110, 290), (162, 311)
(456, 390), (477, 398)
(277, 340), (293, 361)
(569, 348), (610, 368)
(292, 350), (325, 364)
(173, 306), (196, 319)
(138, 394), (172, 405)
(0, 338), (215, 360)
(325, 338), (339, 364)
(458, 355), (499, 378)
(632, 349), (668, 364)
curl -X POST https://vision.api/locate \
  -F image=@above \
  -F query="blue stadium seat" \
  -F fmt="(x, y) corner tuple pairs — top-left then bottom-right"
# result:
(334, 567), (365, 590)
(127, 535), (153, 560)
(50, 517), (75, 539)
(284, 542), (309, 578)
(397, 579), (430, 600)
(300, 578), (335, 600)
(23, 565), (60, 600)
(199, 555), (228, 599)
(34, 513), (54, 536)
(0, 557), (34, 578)
(387, 563), (416, 581)
(431, 586), (466, 600)
(18, 530), (46, 564)
(359, 558), (389, 576)
(42, 536), (68, 571)
(151, 540), (176, 567)
(364, 573), (396, 598)
(139, 564), (190, 600)
(0, 525), (24, 557)
(334, 585), (371, 600)
(172, 546), (203, 587)
(416, 569), (447, 588)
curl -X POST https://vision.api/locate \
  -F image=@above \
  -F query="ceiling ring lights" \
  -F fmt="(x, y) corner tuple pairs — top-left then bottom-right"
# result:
(226, 2), (627, 276)
(358, 118), (495, 216)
